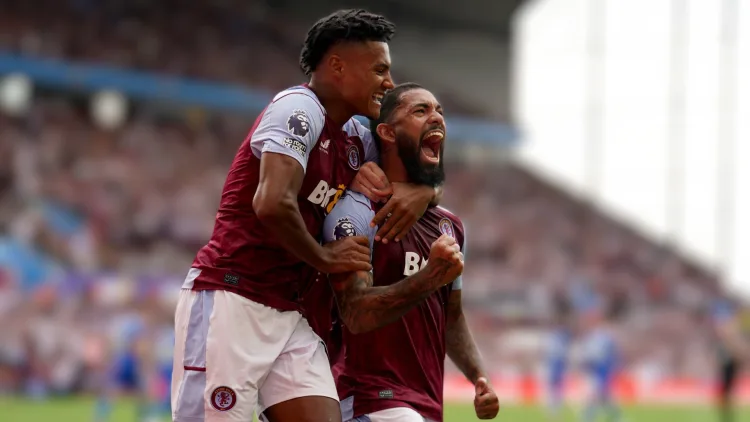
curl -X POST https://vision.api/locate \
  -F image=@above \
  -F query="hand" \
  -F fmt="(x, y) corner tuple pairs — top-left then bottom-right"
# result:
(351, 162), (392, 203)
(426, 234), (464, 286)
(371, 183), (434, 243)
(474, 377), (499, 419)
(319, 236), (372, 274)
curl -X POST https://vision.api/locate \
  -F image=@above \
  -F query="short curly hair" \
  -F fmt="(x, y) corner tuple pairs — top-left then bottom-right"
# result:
(300, 9), (396, 76)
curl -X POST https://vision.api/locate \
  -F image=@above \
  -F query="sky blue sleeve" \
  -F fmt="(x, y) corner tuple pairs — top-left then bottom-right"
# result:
(322, 191), (377, 248)
(361, 126), (380, 164)
(452, 227), (466, 290)
(249, 92), (325, 172)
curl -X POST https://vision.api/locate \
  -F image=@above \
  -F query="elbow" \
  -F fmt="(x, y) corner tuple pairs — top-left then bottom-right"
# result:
(253, 190), (288, 223)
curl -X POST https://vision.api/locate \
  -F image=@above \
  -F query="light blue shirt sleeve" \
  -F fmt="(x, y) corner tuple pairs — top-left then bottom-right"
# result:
(452, 227), (466, 290)
(344, 119), (379, 164)
(361, 126), (379, 164)
(250, 92), (325, 172)
(322, 191), (377, 248)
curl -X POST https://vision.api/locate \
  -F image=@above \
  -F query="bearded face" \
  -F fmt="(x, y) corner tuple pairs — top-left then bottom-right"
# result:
(395, 129), (445, 188)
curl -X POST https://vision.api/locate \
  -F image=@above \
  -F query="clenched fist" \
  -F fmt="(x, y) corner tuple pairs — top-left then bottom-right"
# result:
(474, 377), (499, 419)
(427, 234), (464, 285)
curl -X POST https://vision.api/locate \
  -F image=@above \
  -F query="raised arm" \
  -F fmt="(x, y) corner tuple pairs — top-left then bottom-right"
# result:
(330, 234), (462, 334)
(252, 94), (370, 274)
(321, 191), (462, 334)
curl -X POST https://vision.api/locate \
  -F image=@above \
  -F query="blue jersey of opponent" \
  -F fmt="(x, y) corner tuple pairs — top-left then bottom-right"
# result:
(154, 325), (175, 381)
(547, 328), (571, 385)
(110, 313), (146, 390)
(583, 328), (618, 390)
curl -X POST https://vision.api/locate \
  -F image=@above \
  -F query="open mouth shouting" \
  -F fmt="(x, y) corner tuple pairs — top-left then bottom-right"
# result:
(420, 128), (444, 164)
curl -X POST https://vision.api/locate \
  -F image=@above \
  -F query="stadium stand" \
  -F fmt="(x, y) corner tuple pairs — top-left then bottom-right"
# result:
(0, 0), (733, 404)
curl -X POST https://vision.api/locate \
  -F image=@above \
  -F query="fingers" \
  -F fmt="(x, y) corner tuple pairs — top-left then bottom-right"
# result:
(382, 212), (419, 243)
(361, 162), (390, 191)
(347, 237), (371, 270)
(371, 201), (395, 229)
(474, 391), (500, 420)
(374, 211), (406, 244)
(346, 244), (371, 272)
(475, 393), (496, 406)
(353, 183), (377, 202)
(349, 260), (373, 272)
(349, 236), (370, 247)
(356, 244), (371, 256)
(442, 242), (460, 255)
(475, 377), (489, 395)
(431, 235), (460, 260)
(436, 233), (457, 246)
(371, 185), (393, 201)
(352, 163), (390, 202)
(344, 236), (370, 256)
(377, 214), (407, 243)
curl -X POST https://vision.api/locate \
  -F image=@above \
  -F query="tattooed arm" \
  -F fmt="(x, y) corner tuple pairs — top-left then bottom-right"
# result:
(446, 289), (487, 384)
(329, 241), (461, 334)
(322, 191), (462, 334)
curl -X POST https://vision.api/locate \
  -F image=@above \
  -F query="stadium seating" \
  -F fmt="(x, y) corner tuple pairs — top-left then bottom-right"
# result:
(0, 0), (727, 399)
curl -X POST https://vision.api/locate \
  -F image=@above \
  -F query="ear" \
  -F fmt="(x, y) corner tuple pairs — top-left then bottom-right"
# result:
(376, 122), (396, 145)
(327, 54), (344, 77)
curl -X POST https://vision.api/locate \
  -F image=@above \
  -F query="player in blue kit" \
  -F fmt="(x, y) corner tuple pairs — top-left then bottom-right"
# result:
(94, 312), (149, 422)
(546, 299), (572, 421)
(580, 299), (621, 422)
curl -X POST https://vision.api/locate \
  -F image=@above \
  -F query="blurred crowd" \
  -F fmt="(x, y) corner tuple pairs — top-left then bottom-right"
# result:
(0, 0), (734, 399)
(444, 164), (723, 380)
(0, 96), (728, 396)
(0, 0), (477, 116)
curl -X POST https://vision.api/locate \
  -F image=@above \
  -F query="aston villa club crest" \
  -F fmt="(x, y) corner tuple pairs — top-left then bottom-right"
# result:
(210, 386), (237, 411)
(347, 145), (360, 170)
(438, 218), (455, 238)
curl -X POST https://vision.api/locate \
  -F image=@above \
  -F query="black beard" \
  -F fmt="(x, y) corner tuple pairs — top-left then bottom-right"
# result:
(396, 135), (445, 188)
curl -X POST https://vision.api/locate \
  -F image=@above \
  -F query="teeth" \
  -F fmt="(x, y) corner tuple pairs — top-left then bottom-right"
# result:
(424, 130), (444, 140)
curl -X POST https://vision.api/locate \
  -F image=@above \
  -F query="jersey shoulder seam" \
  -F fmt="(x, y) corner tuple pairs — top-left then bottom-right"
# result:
(271, 90), (326, 116)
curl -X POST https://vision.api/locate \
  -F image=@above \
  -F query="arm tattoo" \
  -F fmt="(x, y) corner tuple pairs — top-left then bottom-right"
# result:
(446, 290), (486, 385)
(329, 257), (455, 334)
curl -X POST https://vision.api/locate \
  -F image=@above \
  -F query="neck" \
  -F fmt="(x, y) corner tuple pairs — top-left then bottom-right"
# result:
(308, 76), (354, 127)
(381, 149), (409, 184)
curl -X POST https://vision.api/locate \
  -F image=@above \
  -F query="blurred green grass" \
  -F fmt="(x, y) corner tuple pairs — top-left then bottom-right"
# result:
(1, 397), (749, 422)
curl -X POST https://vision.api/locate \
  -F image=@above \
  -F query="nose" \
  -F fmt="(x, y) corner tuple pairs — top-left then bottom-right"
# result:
(382, 72), (395, 90)
(428, 109), (445, 128)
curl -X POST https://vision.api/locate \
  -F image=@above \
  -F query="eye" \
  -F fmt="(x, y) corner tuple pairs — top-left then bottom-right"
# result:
(413, 109), (425, 116)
